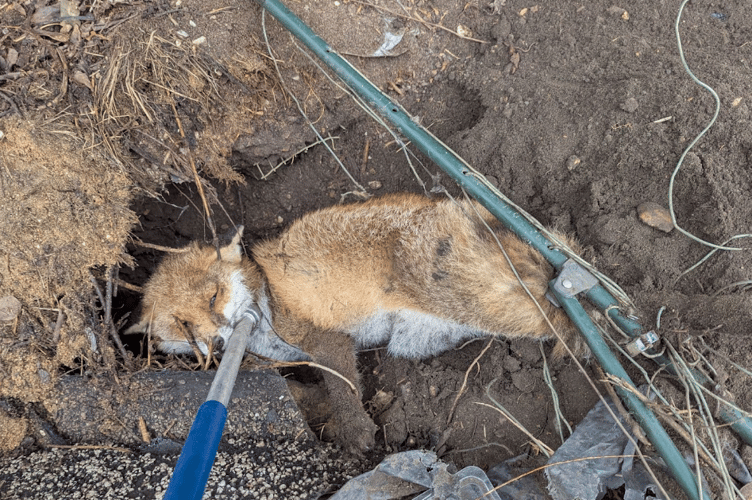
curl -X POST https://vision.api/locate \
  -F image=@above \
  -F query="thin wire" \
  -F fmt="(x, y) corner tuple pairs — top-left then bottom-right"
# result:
(671, 0), (751, 251)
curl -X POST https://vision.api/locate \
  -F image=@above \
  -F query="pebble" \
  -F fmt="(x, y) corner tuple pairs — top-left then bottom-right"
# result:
(637, 202), (674, 233)
(740, 482), (752, 500)
(566, 155), (581, 171)
(0, 295), (22, 322)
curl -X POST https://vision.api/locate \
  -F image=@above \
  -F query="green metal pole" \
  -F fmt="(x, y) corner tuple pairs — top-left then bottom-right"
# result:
(552, 287), (710, 500)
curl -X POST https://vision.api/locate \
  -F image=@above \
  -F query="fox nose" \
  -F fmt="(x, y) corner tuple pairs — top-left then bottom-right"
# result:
(211, 336), (225, 351)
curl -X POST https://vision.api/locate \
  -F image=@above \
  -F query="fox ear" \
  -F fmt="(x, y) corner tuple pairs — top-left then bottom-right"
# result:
(123, 315), (177, 341)
(219, 225), (244, 263)
(124, 318), (150, 335)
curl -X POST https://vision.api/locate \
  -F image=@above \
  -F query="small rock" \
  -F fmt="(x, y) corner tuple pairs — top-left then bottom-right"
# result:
(0, 296), (21, 322)
(6, 48), (18, 68)
(741, 482), (752, 500)
(368, 180), (382, 189)
(490, 17), (511, 40)
(637, 202), (674, 233)
(509, 339), (541, 364)
(620, 97), (638, 113)
(566, 155), (581, 171)
(606, 6), (627, 17)
(31, 5), (58, 25)
(276, 216), (284, 224)
(457, 25), (472, 38)
(72, 71), (92, 90)
(593, 215), (626, 245)
(379, 400), (407, 446)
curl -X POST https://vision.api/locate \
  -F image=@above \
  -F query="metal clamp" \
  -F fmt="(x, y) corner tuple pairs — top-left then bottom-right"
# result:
(625, 330), (661, 357)
(242, 303), (262, 326)
(547, 259), (599, 307)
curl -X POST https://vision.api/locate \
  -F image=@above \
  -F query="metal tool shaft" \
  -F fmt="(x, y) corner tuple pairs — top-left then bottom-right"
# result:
(163, 309), (259, 500)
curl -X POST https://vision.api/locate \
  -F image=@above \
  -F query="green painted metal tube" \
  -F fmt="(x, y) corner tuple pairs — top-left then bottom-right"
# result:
(252, 0), (752, 493)
(552, 287), (710, 500)
(650, 352), (752, 446)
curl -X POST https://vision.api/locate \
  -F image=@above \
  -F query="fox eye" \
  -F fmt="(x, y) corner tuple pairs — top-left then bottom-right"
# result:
(210, 292), (217, 310)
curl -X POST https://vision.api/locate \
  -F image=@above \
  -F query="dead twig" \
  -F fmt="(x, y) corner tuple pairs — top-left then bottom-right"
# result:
(446, 337), (494, 425)
(0, 89), (22, 117)
(170, 100), (220, 258)
(174, 317), (206, 367)
(204, 337), (216, 370)
(89, 271), (132, 370)
(252, 359), (358, 394)
(480, 379), (555, 457)
(594, 365), (650, 447)
(254, 136), (339, 180)
(46, 444), (132, 453)
(91, 271), (143, 294)
(132, 240), (191, 254)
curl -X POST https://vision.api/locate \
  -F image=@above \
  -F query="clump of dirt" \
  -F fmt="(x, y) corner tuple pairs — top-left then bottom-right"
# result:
(0, 407), (28, 452)
(0, 118), (134, 398)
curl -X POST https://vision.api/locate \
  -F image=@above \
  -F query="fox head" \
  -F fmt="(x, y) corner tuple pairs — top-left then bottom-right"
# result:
(125, 227), (262, 355)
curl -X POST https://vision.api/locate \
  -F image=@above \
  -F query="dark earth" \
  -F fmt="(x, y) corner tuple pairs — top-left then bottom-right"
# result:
(1, 0), (751, 498)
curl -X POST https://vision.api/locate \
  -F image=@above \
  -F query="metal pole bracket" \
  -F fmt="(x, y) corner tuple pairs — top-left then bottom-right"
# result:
(547, 259), (599, 307)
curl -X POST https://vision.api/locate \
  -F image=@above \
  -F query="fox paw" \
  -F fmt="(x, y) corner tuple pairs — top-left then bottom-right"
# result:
(333, 409), (377, 456)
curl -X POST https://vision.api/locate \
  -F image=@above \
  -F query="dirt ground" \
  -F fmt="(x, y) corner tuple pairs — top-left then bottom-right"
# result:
(1, 0), (752, 497)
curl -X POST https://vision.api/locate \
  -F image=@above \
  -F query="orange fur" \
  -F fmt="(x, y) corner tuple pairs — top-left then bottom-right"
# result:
(127, 193), (585, 453)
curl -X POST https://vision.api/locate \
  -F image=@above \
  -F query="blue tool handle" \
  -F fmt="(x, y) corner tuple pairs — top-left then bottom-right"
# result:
(164, 400), (228, 500)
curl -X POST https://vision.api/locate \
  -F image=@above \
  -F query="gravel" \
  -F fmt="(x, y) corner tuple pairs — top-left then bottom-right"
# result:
(0, 440), (364, 499)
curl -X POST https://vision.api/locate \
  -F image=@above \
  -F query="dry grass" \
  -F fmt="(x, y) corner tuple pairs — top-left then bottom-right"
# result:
(90, 31), (250, 198)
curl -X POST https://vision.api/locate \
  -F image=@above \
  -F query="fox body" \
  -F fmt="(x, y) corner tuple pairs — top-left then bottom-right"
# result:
(127, 193), (583, 453)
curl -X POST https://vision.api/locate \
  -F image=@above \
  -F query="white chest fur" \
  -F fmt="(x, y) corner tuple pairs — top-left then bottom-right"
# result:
(348, 309), (490, 359)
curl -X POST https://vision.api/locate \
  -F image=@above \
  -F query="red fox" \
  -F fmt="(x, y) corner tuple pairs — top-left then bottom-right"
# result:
(126, 193), (585, 454)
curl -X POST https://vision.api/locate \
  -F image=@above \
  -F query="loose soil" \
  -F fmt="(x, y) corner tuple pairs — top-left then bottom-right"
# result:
(1, 0), (751, 497)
